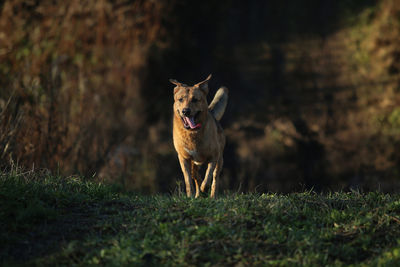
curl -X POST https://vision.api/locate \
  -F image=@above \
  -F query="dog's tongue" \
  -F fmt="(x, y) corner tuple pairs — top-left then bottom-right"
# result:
(185, 116), (201, 129)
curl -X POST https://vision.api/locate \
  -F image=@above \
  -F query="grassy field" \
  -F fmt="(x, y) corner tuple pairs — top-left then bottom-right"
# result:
(1, 170), (400, 266)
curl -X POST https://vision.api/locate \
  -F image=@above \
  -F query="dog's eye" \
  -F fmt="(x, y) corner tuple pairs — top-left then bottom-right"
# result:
(191, 98), (198, 103)
(178, 98), (183, 102)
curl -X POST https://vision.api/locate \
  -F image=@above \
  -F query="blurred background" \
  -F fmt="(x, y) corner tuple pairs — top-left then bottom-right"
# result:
(1, 0), (400, 193)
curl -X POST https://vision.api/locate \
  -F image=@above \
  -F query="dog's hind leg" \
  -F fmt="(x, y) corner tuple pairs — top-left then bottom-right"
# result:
(210, 157), (223, 198)
(200, 161), (217, 194)
(191, 162), (200, 198)
(178, 156), (193, 197)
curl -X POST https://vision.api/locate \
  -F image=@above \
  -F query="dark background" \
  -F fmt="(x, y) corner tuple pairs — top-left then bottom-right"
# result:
(1, 0), (400, 193)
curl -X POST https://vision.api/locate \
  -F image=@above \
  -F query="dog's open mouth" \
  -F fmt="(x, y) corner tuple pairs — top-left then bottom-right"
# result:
(181, 112), (201, 130)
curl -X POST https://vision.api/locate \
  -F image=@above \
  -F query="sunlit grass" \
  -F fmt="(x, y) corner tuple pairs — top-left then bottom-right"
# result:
(1, 171), (400, 266)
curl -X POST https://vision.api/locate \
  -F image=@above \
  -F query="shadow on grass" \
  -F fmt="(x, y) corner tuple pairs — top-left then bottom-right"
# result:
(0, 170), (136, 264)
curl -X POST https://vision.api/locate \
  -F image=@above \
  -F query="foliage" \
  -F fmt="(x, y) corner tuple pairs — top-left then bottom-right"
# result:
(1, 171), (400, 266)
(1, 0), (400, 193)
(0, 0), (168, 177)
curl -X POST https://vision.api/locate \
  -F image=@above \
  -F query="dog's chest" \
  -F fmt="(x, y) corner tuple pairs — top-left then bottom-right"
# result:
(184, 147), (204, 165)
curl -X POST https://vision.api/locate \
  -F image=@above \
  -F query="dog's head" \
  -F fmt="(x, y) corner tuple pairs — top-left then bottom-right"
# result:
(170, 74), (211, 130)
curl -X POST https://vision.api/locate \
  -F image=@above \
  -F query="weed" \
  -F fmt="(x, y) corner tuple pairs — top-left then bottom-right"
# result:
(1, 171), (400, 266)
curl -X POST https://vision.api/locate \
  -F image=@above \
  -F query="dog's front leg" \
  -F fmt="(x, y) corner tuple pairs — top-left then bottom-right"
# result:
(210, 157), (223, 198)
(192, 163), (200, 198)
(200, 161), (217, 194)
(178, 155), (193, 197)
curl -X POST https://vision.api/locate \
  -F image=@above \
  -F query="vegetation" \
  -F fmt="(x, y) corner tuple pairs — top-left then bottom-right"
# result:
(1, 170), (400, 266)
(2, 2), (400, 265)
(1, 0), (400, 193)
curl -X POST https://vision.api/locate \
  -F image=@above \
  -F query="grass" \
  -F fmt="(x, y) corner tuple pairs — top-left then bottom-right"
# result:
(1, 170), (400, 266)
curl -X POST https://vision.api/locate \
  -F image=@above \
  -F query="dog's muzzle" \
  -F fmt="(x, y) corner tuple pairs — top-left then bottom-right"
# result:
(180, 111), (201, 130)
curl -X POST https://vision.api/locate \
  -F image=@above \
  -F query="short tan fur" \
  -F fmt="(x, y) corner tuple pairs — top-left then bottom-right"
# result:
(170, 74), (228, 198)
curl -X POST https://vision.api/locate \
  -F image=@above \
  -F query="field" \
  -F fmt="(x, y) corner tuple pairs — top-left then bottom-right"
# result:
(2, 2), (400, 266)
(1, 171), (400, 266)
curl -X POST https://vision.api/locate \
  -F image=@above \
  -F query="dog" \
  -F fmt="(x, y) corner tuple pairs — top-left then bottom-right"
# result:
(170, 74), (228, 198)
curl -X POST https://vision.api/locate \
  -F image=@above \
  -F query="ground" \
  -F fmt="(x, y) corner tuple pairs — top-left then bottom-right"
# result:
(1, 170), (400, 266)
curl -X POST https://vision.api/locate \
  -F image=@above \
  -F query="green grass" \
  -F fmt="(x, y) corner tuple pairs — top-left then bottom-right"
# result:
(1, 170), (400, 266)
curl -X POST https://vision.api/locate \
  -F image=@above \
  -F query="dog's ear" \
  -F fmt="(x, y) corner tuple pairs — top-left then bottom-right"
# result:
(194, 74), (212, 95)
(169, 79), (182, 86)
(170, 79), (185, 94)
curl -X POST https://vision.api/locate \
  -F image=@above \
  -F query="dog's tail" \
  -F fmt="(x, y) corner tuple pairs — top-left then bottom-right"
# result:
(208, 86), (228, 121)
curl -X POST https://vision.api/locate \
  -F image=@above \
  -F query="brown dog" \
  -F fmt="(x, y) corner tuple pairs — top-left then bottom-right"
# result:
(170, 74), (228, 198)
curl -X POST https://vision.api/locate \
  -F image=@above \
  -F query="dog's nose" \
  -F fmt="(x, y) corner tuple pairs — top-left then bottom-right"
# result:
(182, 108), (191, 116)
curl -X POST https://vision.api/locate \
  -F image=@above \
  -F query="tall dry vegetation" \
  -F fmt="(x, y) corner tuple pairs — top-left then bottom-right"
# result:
(1, 0), (400, 193)
(336, 0), (400, 187)
(0, 0), (167, 181)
